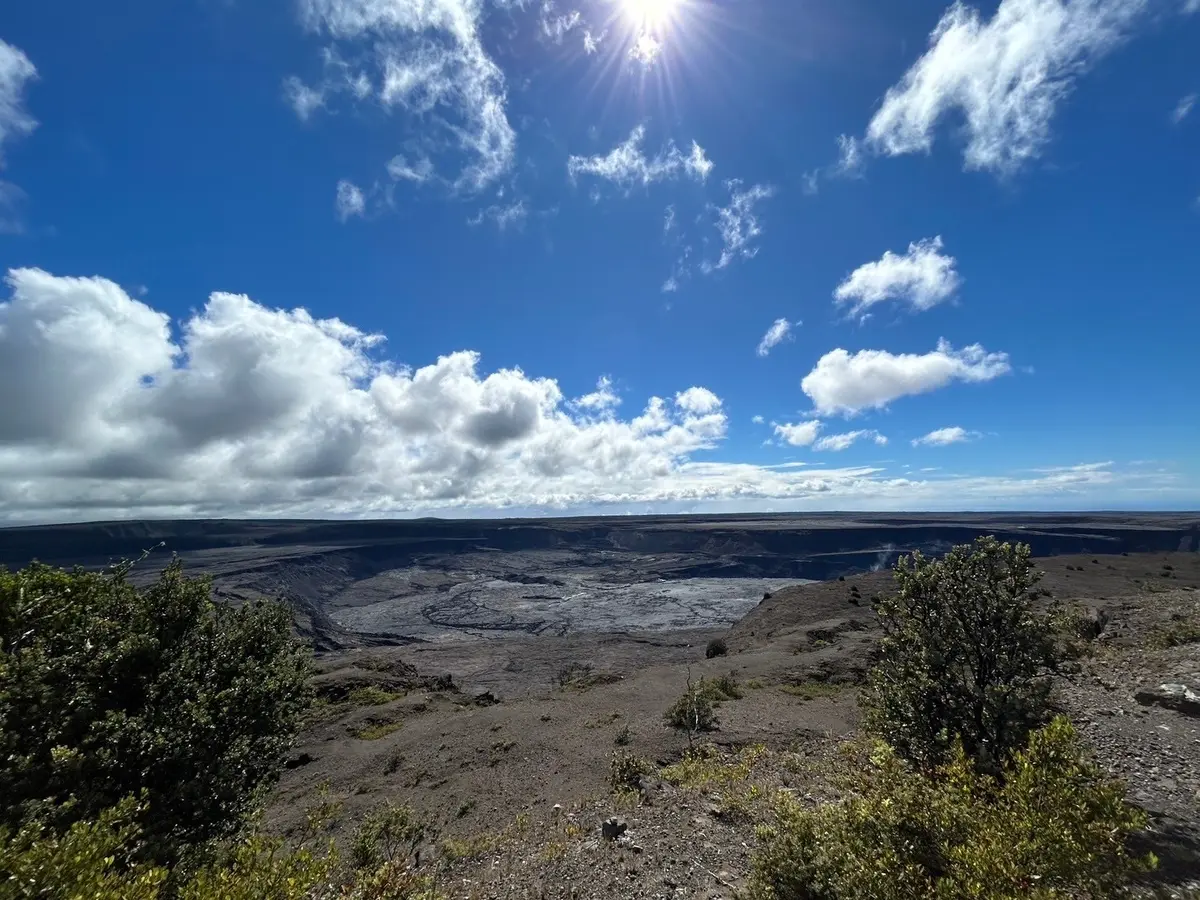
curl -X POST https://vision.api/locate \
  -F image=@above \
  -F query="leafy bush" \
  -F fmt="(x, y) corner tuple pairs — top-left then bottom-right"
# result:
(349, 803), (428, 871)
(862, 536), (1059, 772)
(0, 799), (337, 900)
(0, 558), (312, 865)
(608, 750), (650, 792)
(0, 799), (167, 900)
(705, 638), (728, 658)
(749, 718), (1153, 900)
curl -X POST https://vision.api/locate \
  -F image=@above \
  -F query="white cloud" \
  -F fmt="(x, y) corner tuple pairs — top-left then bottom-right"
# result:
(773, 420), (823, 447)
(756, 317), (795, 357)
(912, 426), (979, 446)
(295, 0), (516, 193)
(387, 154), (435, 183)
(661, 276), (679, 293)
(467, 199), (527, 230)
(801, 339), (1011, 416)
(663, 204), (676, 233)
(814, 430), (888, 452)
(567, 125), (713, 188)
(1172, 93), (1196, 124)
(834, 134), (865, 178)
(674, 386), (721, 415)
(539, 2), (582, 43)
(751, 414), (765, 425)
(335, 179), (366, 221)
(834, 236), (961, 317)
(282, 75), (326, 121)
(572, 376), (620, 412)
(713, 181), (774, 269)
(865, 0), (1151, 174)
(0, 39), (37, 166)
(583, 28), (605, 53)
(630, 32), (663, 65)
(0, 270), (1185, 522)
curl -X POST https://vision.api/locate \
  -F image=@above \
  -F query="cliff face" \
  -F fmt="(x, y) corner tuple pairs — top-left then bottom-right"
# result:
(2, 513), (1197, 574)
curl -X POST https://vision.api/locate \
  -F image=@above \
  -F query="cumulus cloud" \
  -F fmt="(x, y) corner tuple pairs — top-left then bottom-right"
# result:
(294, 0), (516, 193)
(834, 236), (961, 317)
(1172, 93), (1196, 124)
(335, 179), (366, 220)
(756, 318), (795, 357)
(567, 125), (713, 189)
(801, 339), (1011, 416)
(773, 420), (823, 447)
(912, 426), (978, 446)
(0, 39), (37, 165)
(0, 269), (1180, 521)
(712, 181), (774, 269)
(814, 430), (888, 452)
(865, 0), (1152, 174)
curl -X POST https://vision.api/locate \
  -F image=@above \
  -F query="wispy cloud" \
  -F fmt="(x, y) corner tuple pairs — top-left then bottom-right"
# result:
(814, 430), (888, 452)
(912, 426), (979, 446)
(711, 180), (774, 269)
(292, 0), (516, 193)
(834, 236), (961, 318)
(863, 0), (1153, 174)
(387, 154), (435, 183)
(567, 125), (713, 189)
(583, 28), (605, 53)
(0, 40), (37, 165)
(335, 179), (366, 221)
(467, 199), (527, 231)
(756, 317), (796, 357)
(630, 32), (663, 66)
(539, 2), (582, 43)
(1172, 93), (1196, 124)
(801, 339), (1011, 416)
(282, 75), (326, 121)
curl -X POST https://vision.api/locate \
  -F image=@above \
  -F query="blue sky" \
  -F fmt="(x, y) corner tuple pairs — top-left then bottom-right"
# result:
(0, 0), (1197, 522)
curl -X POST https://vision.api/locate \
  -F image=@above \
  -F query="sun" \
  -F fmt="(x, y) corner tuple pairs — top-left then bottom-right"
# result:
(620, 0), (683, 33)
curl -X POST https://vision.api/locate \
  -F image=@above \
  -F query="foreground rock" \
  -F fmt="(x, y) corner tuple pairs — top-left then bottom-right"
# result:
(1135, 684), (1200, 717)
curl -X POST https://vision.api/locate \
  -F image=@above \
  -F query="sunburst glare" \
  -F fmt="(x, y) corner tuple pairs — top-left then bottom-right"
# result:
(620, 0), (684, 33)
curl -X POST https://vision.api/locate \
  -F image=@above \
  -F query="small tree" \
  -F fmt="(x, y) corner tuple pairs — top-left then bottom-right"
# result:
(0, 558), (312, 865)
(862, 536), (1059, 772)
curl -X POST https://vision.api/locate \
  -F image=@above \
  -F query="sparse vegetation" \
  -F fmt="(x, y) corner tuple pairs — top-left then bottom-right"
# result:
(347, 686), (405, 707)
(749, 718), (1153, 900)
(354, 720), (404, 741)
(614, 723), (633, 746)
(665, 675), (718, 739)
(608, 749), (650, 792)
(779, 681), (844, 701)
(349, 802), (428, 871)
(1146, 617), (1200, 650)
(862, 537), (1060, 773)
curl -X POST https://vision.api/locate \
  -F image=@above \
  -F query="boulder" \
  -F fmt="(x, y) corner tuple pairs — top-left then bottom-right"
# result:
(602, 816), (628, 840)
(1134, 684), (1200, 717)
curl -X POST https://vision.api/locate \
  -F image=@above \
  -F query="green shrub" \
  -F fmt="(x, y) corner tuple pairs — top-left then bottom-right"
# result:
(862, 537), (1059, 772)
(0, 558), (312, 865)
(0, 799), (167, 900)
(748, 718), (1153, 900)
(608, 749), (650, 792)
(664, 681), (718, 738)
(349, 803), (427, 871)
(705, 638), (728, 658)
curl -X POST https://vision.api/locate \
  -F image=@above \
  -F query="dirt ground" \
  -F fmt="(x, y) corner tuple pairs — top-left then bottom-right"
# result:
(262, 550), (1200, 898)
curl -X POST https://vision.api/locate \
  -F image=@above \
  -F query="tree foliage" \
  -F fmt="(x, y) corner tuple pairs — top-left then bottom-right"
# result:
(749, 718), (1154, 900)
(0, 558), (312, 865)
(862, 536), (1059, 772)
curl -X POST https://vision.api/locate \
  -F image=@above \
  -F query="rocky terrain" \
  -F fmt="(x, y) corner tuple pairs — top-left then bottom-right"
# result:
(3, 514), (1199, 897)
